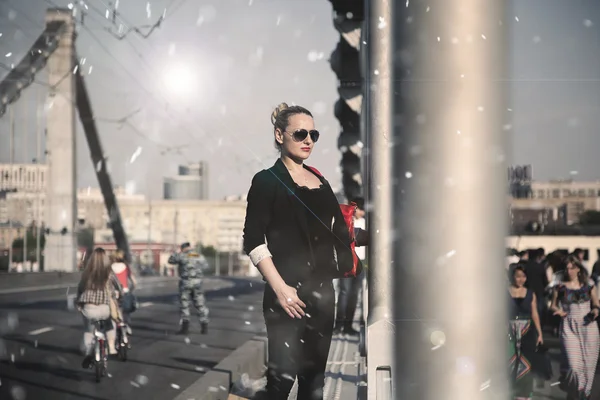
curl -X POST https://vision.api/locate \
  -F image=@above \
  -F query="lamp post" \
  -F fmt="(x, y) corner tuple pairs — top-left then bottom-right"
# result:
(8, 105), (14, 272)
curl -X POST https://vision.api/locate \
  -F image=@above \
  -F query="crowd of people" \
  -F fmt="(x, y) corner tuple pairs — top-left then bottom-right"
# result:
(508, 247), (600, 400)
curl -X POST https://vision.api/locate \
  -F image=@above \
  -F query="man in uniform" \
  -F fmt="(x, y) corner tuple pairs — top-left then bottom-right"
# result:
(168, 242), (209, 335)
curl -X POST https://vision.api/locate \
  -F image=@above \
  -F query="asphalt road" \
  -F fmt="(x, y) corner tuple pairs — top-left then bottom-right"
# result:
(532, 333), (600, 399)
(0, 277), (266, 400)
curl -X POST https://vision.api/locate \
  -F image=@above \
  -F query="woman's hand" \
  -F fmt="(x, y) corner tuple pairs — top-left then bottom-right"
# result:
(553, 309), (567, 318)
(536, 334), (544, 345)
(273, 283), (306, 319)
(592, 308), (599, 320)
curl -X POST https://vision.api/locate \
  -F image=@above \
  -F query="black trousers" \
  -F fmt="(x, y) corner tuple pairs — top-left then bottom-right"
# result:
(334, 272), (364, 329)
(259, 279), (335, 400)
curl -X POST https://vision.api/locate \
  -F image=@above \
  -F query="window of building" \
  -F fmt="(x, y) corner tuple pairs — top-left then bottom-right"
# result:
(537, 190), (545, 199)
(578, 189), (586, 197)
(589, 189), (596, 197)
(556, 249), (569, 257)
(583, 249), (590, 261)
(552, 189), (560, 198)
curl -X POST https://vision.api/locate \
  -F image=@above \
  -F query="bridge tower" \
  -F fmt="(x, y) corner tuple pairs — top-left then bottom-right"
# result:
(44, 9), (77, 272)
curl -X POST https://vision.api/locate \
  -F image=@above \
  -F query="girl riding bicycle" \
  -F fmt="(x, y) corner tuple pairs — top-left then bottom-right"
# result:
(77, 247), (123, 369)
(111, 249), (137, 335)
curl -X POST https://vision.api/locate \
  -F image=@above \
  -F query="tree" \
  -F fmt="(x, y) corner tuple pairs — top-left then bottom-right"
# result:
(11, 227), (46, 262)
(77, 227), (95, 251)
(579, 210), (600, 225)
(201, 245), (217, 258)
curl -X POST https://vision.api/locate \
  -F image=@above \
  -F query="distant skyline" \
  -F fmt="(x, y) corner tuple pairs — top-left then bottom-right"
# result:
(0, 0), (599, 198)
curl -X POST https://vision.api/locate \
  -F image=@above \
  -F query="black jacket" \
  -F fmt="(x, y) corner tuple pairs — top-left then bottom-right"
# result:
(242, 159), (360, 285)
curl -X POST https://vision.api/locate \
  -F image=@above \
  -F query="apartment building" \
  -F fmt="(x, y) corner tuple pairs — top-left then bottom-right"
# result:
(0, 163), (47, 193)
(94, 199), (247, 253)
(510, 180), (600, 225)
(3, 185), (248, 254)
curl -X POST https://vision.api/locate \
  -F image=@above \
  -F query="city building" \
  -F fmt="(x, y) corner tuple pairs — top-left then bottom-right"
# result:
(531, 180), (600, 200)
(163, 161), (209, 200)
(507, 165), (533, 199)
(93, 199), (247, 253)
(3, 189), (247, 254)
(509, 180), (600, 225)
(0, 221), (25, 249)
(0, 186), (145, 227)
(0, 163), (47, 192)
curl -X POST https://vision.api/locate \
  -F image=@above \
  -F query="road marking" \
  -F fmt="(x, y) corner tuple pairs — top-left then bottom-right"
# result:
(0, 284), (75, 295)
(28, 327), (54, 336)
(139, 302), (154, 308)
(0, 277), (179, 295)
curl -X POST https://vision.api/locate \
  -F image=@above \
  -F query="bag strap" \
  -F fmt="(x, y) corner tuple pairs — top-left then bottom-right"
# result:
(306, 165), (323, 177)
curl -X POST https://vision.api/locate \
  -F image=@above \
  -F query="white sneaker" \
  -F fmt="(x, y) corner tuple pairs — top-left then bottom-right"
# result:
(126, 325), (132, 335)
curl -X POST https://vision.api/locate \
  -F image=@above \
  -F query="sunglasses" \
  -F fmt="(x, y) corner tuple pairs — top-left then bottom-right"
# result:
(286, 129), (320, 143)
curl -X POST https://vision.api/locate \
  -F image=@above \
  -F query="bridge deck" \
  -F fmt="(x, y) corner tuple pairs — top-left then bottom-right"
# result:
(0, 277), (266, 400)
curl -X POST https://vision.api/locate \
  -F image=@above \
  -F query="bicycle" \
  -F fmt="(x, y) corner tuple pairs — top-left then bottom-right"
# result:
(90, 319), (110, 382)
(115, 319), (130, 361)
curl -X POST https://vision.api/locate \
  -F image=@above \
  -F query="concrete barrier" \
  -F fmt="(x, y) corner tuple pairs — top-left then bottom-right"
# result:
(0, 272), (82, 291)
(0, 273), (178, 295)
(173, 336), (267, 400)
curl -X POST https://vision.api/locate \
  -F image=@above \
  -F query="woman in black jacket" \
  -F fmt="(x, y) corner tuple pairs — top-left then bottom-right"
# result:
(244, 102), (359, 399)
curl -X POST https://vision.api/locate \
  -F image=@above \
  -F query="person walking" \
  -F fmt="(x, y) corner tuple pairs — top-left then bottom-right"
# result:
(334, 197), (367, 336)
(551, 255), (600, 400)
(508, 265), (549, 399)
(168, 242), (209, 335)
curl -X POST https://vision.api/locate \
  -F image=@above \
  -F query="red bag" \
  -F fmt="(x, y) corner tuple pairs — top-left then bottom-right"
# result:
(306, 166), (360, 277)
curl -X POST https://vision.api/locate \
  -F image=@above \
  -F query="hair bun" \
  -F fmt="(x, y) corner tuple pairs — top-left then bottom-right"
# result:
(271, 102), (289, 126)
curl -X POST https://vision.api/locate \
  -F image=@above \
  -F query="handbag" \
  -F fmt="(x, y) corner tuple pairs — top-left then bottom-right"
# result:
(122, 292), (138, 313)
(535, 343), (553, 380)
(105, 283), (120, 320)
(306, 165), (362, 278)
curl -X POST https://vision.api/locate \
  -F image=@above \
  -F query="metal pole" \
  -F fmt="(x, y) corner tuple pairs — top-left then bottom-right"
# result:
(391, 1), (509, 399)
(215, 251), (220, 276)
(9, 105), (14, 165)
(228, 251), (233, 276)
(173, 209), (178, 247)
(22, 93), (29, 270)
(36, 86), (42, 271)
(23, 91), (28, 163)
(23, 214), (28, 267)
(8, 105), (14, 272)
(365, 0), (394, 398)
(146, 200), (152, 269)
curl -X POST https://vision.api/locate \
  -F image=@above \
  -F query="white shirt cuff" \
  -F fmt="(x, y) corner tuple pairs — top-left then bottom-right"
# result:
(249, 244), (272, 266)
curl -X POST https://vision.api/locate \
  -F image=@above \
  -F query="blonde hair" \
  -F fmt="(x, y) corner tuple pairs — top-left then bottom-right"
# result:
(270, 102), (313, 150)
(271, 102), (289, 126)
(113, 249), (125, 263)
